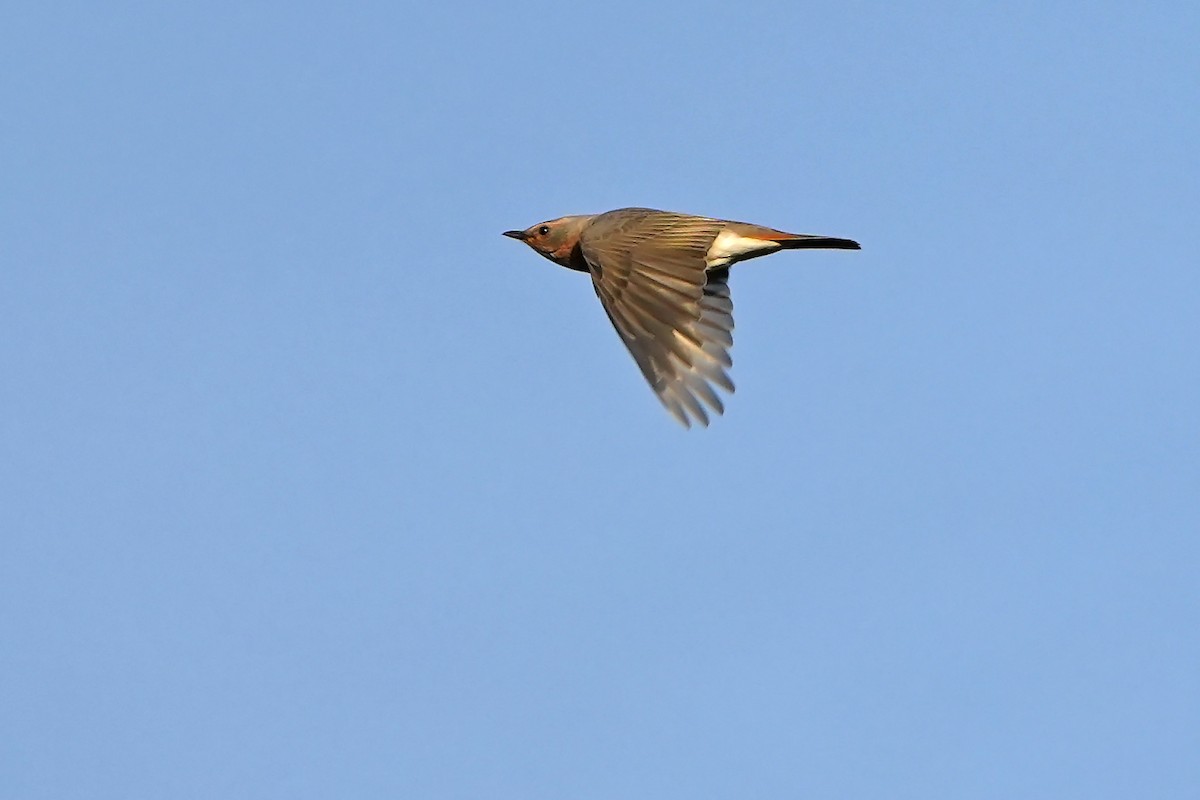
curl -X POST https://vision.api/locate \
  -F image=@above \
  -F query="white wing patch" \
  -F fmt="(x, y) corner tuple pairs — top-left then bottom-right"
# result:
(705, 230), (780, 269)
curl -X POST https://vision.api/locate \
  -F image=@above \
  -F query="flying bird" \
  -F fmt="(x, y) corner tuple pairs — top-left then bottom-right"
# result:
(503, 207), (859, 428)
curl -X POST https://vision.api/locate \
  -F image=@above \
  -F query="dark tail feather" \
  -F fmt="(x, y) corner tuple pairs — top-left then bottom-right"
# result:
(777, 235), (861, 250)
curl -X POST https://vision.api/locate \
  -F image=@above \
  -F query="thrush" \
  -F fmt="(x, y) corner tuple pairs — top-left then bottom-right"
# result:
(503, 207), (859, 428)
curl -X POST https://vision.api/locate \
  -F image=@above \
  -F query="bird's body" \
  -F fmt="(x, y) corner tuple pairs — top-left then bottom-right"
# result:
(504, 208), (859, 428)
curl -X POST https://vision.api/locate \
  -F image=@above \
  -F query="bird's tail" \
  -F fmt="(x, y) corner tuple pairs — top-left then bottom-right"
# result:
(774, 234), (861, 250)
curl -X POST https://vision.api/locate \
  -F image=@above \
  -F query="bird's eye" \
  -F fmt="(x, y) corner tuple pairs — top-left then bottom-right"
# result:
(538, 226), (550, 236)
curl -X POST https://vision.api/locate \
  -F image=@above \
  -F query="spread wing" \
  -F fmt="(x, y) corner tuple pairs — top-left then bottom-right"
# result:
(579, 209), (735, 428)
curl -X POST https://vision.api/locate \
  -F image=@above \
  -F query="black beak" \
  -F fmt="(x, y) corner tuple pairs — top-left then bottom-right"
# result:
(502, 230), (528, 241)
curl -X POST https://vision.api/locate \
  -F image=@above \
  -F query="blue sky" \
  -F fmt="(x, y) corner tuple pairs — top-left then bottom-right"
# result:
(2, 2), (1197, 797)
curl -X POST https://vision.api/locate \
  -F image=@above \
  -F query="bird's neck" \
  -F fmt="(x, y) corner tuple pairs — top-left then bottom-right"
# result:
(562, 243), (591, 273)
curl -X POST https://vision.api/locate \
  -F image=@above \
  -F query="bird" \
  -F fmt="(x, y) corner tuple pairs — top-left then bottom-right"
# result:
(503, 207), (859, 428)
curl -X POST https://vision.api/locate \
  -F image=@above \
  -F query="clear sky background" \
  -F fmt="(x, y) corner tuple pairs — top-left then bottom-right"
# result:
(3, 2), (1198, 798)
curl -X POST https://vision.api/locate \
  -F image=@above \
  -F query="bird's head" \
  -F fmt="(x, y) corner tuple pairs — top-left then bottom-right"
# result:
(503, 215), (592, 267)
